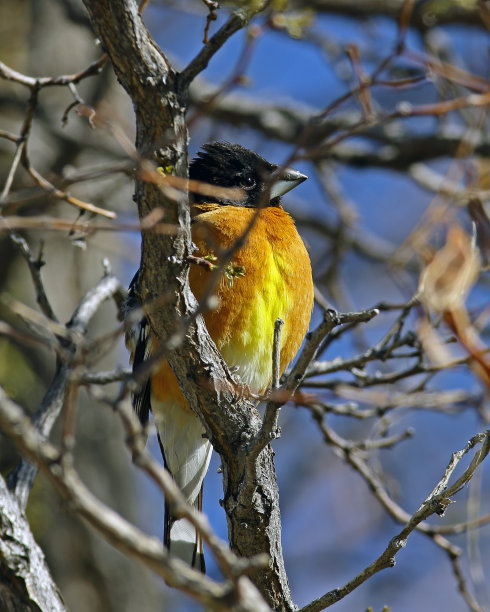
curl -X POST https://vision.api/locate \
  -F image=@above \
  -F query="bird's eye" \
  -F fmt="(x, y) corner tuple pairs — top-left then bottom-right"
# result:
(239, 176), (256, 189)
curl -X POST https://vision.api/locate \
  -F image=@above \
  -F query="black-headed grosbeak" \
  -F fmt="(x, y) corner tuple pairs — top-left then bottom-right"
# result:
(125, 142), (313, 570)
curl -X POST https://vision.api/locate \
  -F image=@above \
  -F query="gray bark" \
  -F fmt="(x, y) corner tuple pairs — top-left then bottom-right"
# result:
(0, 475), (66, 612)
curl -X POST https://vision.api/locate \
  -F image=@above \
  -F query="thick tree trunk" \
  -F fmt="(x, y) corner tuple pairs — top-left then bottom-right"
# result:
(82, 1), (295, 609)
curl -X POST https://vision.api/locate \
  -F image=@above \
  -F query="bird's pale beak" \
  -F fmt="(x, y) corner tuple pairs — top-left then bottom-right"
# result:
(270, 167), (308, 200)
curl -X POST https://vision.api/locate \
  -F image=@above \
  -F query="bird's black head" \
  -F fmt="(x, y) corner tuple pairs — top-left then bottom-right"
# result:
(189, 142), (307, 208)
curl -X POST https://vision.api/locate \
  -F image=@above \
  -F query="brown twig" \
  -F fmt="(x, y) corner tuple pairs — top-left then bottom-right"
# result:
(0, 55), (107, 89)
(179, 7), (264, 90)
(298, 430), (490, 612)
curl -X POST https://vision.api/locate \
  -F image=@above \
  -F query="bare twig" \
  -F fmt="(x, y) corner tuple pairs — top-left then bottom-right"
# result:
(179, 7), (264, 89)
(306, 411), (462, 554)
(22, 164), (116, 218)
(0, 56), (114, 218)
(284, 308), (380, 391)
(298, 431), (490, 612)
(7, 232), (58, 322)
(78, 368), (132, 385)
(7, 270), (125, 509)
(449, 554), (483, 612)
(0, 56), (107, 89)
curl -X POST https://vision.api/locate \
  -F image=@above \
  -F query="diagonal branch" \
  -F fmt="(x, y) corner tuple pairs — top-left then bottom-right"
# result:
(298, 431), (490, 612)
(7, 268), (125, 509)
(292, 0), (486, 30)
(179, 9), (257, 89)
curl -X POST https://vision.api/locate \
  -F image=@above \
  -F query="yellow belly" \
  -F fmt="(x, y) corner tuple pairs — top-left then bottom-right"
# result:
(216, 248), (292, 391)
(189, 204), (313, 394)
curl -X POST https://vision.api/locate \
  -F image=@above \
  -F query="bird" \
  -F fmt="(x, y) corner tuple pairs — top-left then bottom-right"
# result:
(125, 142), (314, 571)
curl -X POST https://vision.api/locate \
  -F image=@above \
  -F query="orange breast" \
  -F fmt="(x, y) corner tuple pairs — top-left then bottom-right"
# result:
(152, 204), (313, 402)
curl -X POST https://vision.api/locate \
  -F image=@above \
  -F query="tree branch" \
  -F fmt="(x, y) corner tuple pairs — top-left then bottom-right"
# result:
(0, 387), (271, 612)
(180, 9), (260, 89)
(0, 475), (66, 612)
(7, 268), (125, 509)
(189, 83), (490, 169)
(292, 0), (486, 30)
(298, 430), (490, 612)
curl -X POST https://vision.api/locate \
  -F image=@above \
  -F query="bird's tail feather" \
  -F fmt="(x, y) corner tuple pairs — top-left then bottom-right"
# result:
(164, 487), (205, 571)
(156, 414), (212, 571)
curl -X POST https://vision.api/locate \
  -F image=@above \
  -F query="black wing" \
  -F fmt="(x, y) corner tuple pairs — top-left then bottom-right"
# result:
(125, 271), (151, 426)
